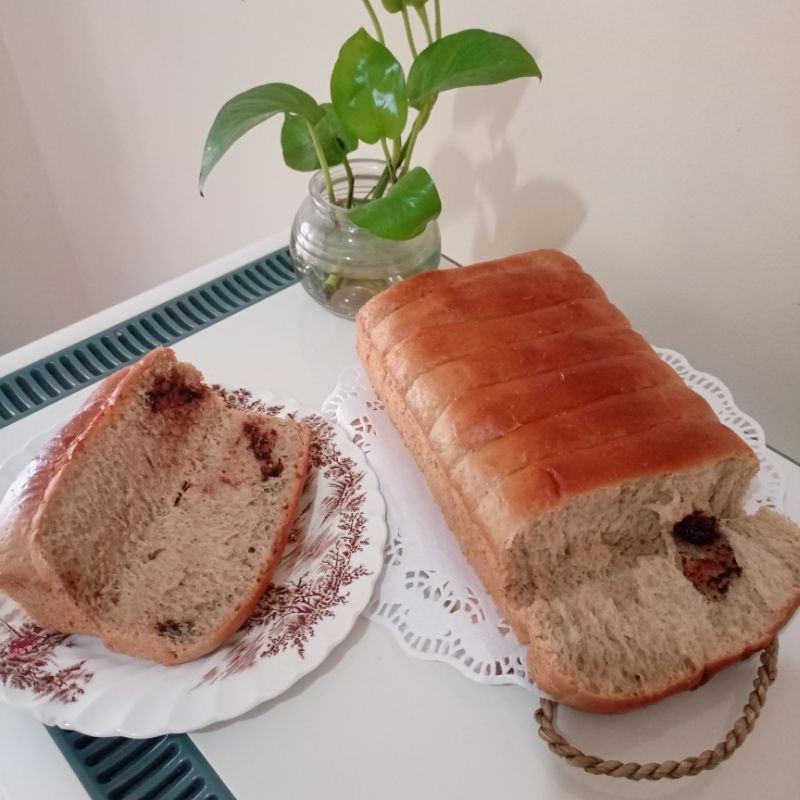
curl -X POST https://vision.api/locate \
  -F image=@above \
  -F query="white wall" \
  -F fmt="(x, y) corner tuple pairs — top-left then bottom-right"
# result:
(0, 29), (89, 349)
(0, 1), (798, 455)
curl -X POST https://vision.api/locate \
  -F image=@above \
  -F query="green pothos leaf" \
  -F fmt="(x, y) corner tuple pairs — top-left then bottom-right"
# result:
(200, 82), (323, 192)
(280, 103), (358, 172)
(348, 167), (441, 240)
(330, 28), (408, 144)
(407, 29), (541, 109)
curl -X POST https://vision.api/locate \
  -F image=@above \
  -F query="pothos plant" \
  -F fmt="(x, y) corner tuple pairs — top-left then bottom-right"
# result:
(199, 1), (541, 241)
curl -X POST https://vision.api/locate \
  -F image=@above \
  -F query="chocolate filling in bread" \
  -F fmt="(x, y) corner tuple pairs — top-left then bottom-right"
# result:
(243, 422), (284, 480)
(147, 371), (204, 412)
(673, 512), (742, 600)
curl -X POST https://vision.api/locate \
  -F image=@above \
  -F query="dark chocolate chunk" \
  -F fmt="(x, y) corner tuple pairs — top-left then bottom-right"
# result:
(173, 480), (191, 506)
(672, 513), (742, 601)
(147, 372), (203, 412)
(242, 422), (284, 480)
(673, 511), (719, 546)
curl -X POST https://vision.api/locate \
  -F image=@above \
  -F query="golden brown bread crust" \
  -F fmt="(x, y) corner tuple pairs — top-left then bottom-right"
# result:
(385, 297), (630, 390)
(485, 419), (755, 530)
(359, 250), (754, 532)
(357, 249), (764, 711)
(368, 252), (604, 357)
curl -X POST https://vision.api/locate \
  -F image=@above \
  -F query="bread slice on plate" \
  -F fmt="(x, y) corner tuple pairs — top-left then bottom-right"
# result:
(356, 249), (800, 712)
(0, 348), (310, 665)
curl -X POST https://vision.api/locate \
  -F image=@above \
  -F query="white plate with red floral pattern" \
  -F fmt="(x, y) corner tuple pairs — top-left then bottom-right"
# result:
(0, 387), (387, 737)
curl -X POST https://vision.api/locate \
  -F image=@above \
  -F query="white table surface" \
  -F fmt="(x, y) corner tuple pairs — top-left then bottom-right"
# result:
(1, 232), (798, 800)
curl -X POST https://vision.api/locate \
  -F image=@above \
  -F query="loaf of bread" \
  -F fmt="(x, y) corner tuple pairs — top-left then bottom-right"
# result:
(356, 249), (800, 712)
(0, 348), (310, 664)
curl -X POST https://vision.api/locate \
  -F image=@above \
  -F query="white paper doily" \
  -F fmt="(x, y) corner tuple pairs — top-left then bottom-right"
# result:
(321, 349), (786, 691)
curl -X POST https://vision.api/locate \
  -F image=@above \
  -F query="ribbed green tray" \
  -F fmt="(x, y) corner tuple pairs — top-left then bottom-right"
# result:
(47, 729), (234, 800)
(0, 246), (297, 429)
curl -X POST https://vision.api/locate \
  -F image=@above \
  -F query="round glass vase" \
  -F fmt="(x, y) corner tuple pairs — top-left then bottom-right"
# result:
(290, 159), (441, 320)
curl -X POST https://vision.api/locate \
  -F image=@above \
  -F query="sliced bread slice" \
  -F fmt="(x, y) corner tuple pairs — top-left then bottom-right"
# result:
(0, 348), (310, 664)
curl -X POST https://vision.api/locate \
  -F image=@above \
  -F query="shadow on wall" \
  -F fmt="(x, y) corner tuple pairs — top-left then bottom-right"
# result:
(431, 81), (587, 259)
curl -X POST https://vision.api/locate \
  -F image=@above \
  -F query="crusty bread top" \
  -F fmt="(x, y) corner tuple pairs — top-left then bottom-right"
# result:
(357, 250), (756, 538)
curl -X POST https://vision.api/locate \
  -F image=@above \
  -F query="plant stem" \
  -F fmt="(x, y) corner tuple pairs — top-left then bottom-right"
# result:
(391, 136), (402, 168)
(400, 5), (418, 58)
(369, 139), (410, 201)
(416, 5), (433, 46)
(434, 0), (442, 40)
(360, 0), (384, 44)
(342, 154), (355, 208)
(399, 99), (433, 177)
(380, 137), (397, 183)
(306, 120), (335, 203)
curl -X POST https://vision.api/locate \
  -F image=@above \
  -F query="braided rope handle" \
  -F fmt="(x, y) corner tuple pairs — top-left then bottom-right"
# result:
(535, 636), (779, 781)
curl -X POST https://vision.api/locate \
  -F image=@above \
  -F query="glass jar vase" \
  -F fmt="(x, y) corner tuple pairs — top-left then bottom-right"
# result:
(290, 159), (441, 320)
